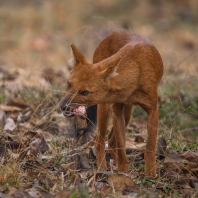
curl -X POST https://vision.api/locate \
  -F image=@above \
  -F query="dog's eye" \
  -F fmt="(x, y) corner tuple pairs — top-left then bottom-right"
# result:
(67, 82), (71, 89)
(81, 90), (89, 96)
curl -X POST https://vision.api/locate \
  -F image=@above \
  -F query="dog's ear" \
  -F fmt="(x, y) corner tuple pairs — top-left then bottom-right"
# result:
(99, 55), (121, 79)
(69, 44), (90, 66)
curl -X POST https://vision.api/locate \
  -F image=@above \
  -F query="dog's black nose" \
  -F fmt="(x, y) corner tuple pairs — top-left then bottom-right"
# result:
(60, 99), (67, 111)
(61, 105), (66, 111)
(59, 98), (74, 117)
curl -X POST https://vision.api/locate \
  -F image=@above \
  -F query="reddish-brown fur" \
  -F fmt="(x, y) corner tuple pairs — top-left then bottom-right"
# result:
(60, 31), (163, 176)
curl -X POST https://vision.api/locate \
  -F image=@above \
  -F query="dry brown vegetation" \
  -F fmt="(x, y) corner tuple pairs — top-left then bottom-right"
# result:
(0, 0), (198, 197)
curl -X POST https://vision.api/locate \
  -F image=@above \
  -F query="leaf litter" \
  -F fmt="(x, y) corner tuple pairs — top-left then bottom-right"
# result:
(0, 69), (198, 197)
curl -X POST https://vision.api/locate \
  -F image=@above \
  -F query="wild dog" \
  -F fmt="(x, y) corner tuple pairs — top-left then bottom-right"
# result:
(60, 31), (163, 176)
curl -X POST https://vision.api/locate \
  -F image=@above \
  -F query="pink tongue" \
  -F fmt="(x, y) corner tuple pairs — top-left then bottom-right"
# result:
(73, 106), (86, 115)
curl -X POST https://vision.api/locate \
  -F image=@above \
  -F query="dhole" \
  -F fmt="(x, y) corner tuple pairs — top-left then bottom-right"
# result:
(60, 31), (163, 176)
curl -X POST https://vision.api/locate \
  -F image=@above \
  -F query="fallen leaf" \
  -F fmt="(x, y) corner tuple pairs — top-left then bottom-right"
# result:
(27, 171), (40, 182)
(22, 184), (33, 191)
(95, 182), (111, 194)
(125, 139), (146, 150)
(41, 131), (53, 142)
(0, 105), (22, 112)
(162, 168), (180, 180)
(12, 188), (32, 198)
(7, 100), (29, 109)
(38, 121), (60, 135)
(60, 162), (75, 171)
(7, 187), (17, 195)
(26, 187), (46, 198)
(174, 177), (196, 197)
(179, 150), (198, 162)
(122, 184), (139, 196)
(36, 189), (54, 198)
(185, 163), (198, 177)
(71, 154), (91, 170)
(55, 190), (74, 198)
(166, 149), (183, 162)
(108, 174), (134, 191)
(164, 160), (189, 173)
(0, 184), (7, 192)
(3, 132), (19, 141)
(7, 149), (19, 158)
(24, 130), (39, 140)
(189, 177), (198, 189)
(0, 192), (13, 198)
(79, 171), (88, 180)
(30, 136), (49, 155)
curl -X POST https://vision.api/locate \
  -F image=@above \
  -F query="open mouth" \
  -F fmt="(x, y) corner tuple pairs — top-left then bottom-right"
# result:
(63, 105), (86, 117)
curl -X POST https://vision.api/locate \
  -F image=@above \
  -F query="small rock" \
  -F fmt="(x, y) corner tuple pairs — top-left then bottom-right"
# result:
(4, 118), (16, 131)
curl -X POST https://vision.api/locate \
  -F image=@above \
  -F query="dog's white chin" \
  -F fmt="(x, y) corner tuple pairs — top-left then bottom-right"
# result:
(63, 112), (73, 117)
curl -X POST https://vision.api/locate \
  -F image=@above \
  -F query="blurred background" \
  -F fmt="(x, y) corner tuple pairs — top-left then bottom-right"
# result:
(0, 0), (198, 134)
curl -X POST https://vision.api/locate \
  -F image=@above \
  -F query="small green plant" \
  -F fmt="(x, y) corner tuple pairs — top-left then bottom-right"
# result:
(187, 142), (198, 150)
(0, 161), (24, 187)
(165, 148), (170, 154)
(69, 193), (77, 198)
(141, 177), (146, 184)
(69, 189), (88, 198)
(0, 94), (3, 102)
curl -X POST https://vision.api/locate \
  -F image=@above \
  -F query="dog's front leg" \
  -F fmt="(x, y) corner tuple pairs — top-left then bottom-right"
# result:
(95, 104), (110, 170)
